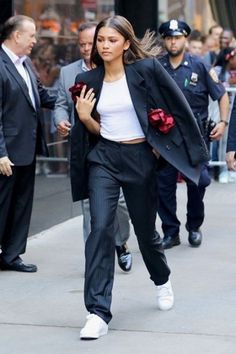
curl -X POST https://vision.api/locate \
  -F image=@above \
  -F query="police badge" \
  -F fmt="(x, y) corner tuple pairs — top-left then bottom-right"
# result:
(169, 20), (178, 31)
(189, 72), (198, 86)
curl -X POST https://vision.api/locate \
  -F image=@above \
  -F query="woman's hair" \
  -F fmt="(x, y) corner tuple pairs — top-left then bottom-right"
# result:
(0, 15), (35, 43)
(90, 15), (161, 66)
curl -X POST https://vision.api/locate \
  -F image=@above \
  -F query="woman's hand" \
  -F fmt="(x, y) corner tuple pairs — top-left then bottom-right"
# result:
(226, 151), (236, 171)
(75, 85), (96, 123)
(75, 85), (100, 135)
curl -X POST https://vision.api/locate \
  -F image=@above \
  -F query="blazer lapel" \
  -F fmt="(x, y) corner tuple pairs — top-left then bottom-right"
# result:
(24, 59), (40, 109)
(1, 50), (33, 107)
(88, 66), (105, 114)
(91, 66), (105, 102)
(125, 64), (148, 135)
(77, 60), (84, 73)
(0, 50), (36, 110)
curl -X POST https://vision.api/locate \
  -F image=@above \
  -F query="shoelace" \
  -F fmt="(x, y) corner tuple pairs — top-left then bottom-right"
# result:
(157, 285), (172, 296)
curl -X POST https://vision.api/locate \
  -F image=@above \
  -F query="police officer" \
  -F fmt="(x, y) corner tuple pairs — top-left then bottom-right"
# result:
(157, 19), (229, 249)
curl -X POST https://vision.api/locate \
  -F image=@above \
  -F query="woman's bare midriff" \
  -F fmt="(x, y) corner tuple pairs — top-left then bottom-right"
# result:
(119, 138), (146, 144)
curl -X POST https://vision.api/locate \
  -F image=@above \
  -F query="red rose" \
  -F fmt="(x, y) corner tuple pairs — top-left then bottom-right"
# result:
(148, 108), (175, 134)
(69, 82), (86, 102)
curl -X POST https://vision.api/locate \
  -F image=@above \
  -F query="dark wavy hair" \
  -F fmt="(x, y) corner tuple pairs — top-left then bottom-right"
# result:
(90, 15), (160, 67)
(0, 15), (35, 43)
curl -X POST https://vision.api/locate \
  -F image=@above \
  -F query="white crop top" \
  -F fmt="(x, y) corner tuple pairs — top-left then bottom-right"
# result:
(97, 75), (145, 141)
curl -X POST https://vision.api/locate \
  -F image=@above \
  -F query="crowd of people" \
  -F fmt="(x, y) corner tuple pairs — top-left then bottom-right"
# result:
(0, 13), (236, 341)
(184, 23), (236, 183)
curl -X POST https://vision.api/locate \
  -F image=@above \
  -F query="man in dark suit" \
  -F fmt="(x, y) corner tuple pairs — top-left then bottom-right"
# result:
(0, 15), (56, 272)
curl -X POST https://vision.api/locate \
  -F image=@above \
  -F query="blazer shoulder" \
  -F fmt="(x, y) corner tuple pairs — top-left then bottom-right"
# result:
(75, 66), (103, 83)
(130, 57), (168, 82)
(132, 57), (155, 68)
(61, 59), (83, 75)
(132, 57), (163, 72)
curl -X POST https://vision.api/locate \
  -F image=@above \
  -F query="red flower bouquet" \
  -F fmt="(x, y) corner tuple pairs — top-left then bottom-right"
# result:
(148, 108), (175, 134)
(69, 82), (86, 102)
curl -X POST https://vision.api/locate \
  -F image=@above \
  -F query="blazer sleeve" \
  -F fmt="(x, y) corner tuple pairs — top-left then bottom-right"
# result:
(25, 58), (56, 110)
(152, 58), (209, 165)
(38, 79), (56, 110)
(53, 67), (71, 126)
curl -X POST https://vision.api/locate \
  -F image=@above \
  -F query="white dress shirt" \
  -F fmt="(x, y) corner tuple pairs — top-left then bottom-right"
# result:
(2, 43), (36, 108)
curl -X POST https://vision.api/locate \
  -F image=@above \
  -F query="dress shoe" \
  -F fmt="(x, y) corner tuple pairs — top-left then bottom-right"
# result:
(0, 258), (37, 272)
(162, 235), (180, 249)
(188, 229), (202, 247)
(116, 243), (132, 272)
(80, 314), (108, 340)
(156, 279), (174, 311)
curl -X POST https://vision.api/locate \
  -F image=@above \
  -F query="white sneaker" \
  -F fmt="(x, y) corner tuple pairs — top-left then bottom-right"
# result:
(80, 314), (108, 340)
(228, 171), (236, 182)
(219, 170), (229, 183)
(156, 279), (174, 311)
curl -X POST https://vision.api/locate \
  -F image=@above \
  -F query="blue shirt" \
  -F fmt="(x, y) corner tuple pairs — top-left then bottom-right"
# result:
(159, 52), (226, 121)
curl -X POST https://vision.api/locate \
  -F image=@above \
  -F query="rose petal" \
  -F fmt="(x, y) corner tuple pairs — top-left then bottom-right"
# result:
(69, 82), (86, 102)
(148, 108), (175, 134)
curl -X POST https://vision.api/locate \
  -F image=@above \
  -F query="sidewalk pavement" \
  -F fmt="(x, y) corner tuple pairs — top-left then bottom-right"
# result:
(1, 181), (236, 354)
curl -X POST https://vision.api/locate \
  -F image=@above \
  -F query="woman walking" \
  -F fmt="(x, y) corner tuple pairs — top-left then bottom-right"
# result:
(69, 15), (209, 340)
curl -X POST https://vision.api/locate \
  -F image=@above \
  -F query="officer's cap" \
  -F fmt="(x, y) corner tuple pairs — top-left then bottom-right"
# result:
(158, 19), (191, 38)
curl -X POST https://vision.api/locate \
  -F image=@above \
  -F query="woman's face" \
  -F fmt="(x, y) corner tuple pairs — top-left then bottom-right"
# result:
(96, 26), (130, 63)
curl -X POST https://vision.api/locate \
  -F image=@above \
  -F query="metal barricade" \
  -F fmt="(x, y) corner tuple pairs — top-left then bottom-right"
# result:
(209, 86), (236, 167)
(36, 140), (69, 165)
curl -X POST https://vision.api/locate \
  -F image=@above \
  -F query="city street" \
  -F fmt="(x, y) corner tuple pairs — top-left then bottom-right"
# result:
(1, 180), (236, 353)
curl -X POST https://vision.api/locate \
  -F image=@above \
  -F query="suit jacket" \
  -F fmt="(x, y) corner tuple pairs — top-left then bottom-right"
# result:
(53, 59), (84, 126)
(0, 48), (56, 165)
(70, 57), (209, 201)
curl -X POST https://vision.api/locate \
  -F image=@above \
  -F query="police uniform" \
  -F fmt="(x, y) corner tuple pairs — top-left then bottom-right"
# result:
(157, 20), (226, 248)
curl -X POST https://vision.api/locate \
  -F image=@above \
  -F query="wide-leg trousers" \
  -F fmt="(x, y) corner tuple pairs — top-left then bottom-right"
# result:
(81, 188), (130, 246)
(84, 138), (170, 323)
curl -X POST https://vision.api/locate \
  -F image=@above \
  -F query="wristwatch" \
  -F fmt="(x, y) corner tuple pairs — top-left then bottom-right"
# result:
(219, 119), (229, 126)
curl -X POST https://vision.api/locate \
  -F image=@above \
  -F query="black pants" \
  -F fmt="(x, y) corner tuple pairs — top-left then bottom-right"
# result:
(157, 162), (211, 238)
(84, 138), (170, 323)
(0, 161), (35, 264)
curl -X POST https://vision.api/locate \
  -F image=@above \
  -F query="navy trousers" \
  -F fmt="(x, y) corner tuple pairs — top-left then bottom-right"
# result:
(157, 162), (211, 239)
(84, 138), (170, 323)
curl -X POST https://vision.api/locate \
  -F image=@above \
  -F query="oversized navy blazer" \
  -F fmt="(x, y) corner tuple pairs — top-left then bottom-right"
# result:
(0, 48), (55, 165)
(70, 57), (209, 202)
